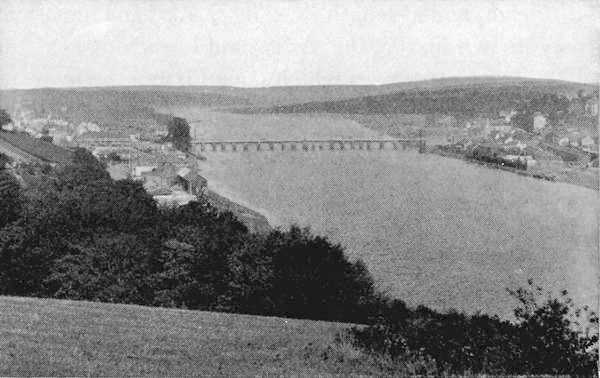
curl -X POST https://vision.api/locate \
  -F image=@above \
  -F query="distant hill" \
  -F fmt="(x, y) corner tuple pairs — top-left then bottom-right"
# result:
(0, 77), (595, 127)
(238, 77), (596, 116)
(113, 76), (596, 107)
(0, 88), (250, 130)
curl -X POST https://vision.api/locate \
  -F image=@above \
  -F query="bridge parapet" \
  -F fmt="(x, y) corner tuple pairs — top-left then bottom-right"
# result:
(193, 138), (424, 153)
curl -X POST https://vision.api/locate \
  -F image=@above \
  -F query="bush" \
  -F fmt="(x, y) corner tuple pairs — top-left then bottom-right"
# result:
(227, 226), (377, 322)
(509, 281), (598, 374)
(350, 280), (598, 375)
(45, 233), (159, 305)
(0, 170), (22, 228)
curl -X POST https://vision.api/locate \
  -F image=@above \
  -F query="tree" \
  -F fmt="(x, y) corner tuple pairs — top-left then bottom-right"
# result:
(45, 233), (159, 304)
(257, 226), (377, 322)
(0, 153), (11, 168)
(151, 205), (249, 310)
(0, 224), (51, 296)
(167, 117), (191, 152)
(54, 148), (110, 189)
(0, 109), (11, 128)
(512, 111), (533, 132)
(0, 170), (22, 228)
(509, 281), (598, 374)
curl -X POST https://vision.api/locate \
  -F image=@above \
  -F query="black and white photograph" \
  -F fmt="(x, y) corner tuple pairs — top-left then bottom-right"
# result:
(0, 0), (598, 375)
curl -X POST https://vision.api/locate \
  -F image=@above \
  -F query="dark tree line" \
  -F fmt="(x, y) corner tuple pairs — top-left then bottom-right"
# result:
(0, 149), (372, 321)
(255, 86), (572, 121)
(0, 149), (596, 374)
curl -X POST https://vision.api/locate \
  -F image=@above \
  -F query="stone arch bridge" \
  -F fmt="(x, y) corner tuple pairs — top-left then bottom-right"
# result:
(192, 138), (425, 153)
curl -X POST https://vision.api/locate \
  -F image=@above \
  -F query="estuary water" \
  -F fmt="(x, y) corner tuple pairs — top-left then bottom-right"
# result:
(185, 110), (598, 318)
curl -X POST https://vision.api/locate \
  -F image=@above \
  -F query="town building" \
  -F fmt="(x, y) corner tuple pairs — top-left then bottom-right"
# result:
(533, 113), (547, 132)
(581, 136), (598, 153)
(585, 97), (598, 116)
(133, 165), (157, 177)
(499, 110), (517, 123)
(176, 167), (207, 195)
(558, 137), (570, 147)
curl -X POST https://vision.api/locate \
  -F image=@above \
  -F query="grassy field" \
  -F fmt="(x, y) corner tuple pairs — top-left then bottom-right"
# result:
(0, 296), (410, 376)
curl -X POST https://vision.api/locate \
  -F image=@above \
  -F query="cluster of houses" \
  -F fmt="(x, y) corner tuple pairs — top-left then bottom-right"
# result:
(444, 97), (600, 170)
(0, 110), (107, 146)
(138, 163), (208, 207)
(82, 135), (208, 207)
(1, 109), (208, 207)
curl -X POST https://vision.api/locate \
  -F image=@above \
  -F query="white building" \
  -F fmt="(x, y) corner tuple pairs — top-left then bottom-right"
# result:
(134, 165), (157, 177)
(533, 113), (547, 131)
(581, 136), (597, 153)
(558, 137), (570, 147)
(1, 122), (15, 131)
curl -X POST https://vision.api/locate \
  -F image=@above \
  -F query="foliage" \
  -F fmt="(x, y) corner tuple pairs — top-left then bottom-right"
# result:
(166, 116), (191, 152)
(508, 281), (598, 374)
(223, 226), (377, 322)
(0, 109), (11, 127)
(0, 170), (22, 228)
(262, 86), (572, 121)
(0, 224), (49, 295)
(54, 148), (110, 188)
(0, 151), (374, 323)
(262, 227), (376, 321)
(350, 281), (598, 375)
(39, 135), (53, 144)
(45, 233), (159, 304)
(106, 151), (121, 162)
(0, 152), (11, 168)
(511, 93), (570, 131)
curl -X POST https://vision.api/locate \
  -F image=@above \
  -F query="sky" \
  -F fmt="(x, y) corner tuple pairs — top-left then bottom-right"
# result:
(0, 0), (598, 89)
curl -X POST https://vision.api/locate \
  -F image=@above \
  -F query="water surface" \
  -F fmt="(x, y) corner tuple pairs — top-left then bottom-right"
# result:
(186, 110), (598, 318)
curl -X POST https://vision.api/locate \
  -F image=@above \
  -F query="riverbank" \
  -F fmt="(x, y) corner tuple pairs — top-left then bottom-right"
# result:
(430, 148), (599, 191)
(204, 188), (272, 234)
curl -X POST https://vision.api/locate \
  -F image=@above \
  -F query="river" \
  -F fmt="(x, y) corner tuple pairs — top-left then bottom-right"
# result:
(181, 109), (598, 318)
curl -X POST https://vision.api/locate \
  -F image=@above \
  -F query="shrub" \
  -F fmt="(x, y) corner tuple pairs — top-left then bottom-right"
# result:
(509, 281), (598, 374)
(0, 170), (22, 228)
(350, 280), (598, 375)
(242, 226), (377, 322)
(45, 233), (159, 304)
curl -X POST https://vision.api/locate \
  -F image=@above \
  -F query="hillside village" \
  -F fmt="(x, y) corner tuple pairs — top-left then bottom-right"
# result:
(428, 94), (598, 189)
(0, 107), (271, 233)
(1, 112), (202, 201)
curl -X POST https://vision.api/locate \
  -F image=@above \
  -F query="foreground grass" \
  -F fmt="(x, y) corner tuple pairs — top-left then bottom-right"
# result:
(0, 296), (403, 376)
